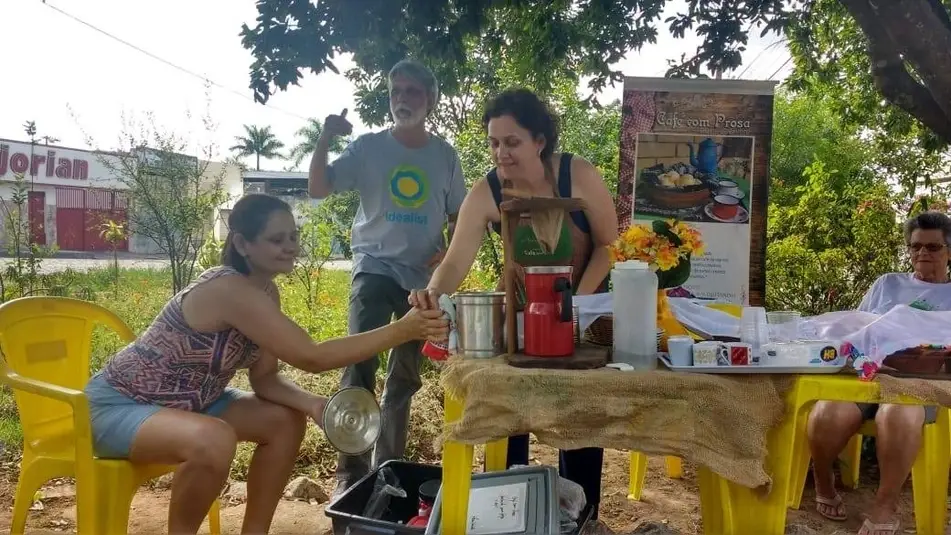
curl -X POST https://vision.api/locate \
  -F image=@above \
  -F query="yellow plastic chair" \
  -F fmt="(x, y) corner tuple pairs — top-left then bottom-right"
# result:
(627, 453), (683, 500)
(788, 407), (950, 535)
(628, 301), (743, 501)
(0, 297), (221, 535)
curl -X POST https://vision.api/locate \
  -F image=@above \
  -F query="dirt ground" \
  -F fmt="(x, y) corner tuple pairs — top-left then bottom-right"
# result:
(0, 446), (926, 534)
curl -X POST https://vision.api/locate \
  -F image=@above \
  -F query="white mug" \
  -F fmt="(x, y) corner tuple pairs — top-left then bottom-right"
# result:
(693, 341), (721, 366)
(667, 335), (694, 366)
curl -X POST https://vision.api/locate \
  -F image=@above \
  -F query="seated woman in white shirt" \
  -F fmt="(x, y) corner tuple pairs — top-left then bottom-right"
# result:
(807, 210), (951, 535)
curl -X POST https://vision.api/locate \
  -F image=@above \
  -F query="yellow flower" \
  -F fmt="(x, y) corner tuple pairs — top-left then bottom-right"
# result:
(670, 222), (704, 256)
(611, 220), (704, 268)
(655, 245), (680, 271)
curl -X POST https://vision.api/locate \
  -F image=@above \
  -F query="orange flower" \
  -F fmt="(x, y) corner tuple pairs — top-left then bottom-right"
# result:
(608, 219), (705, 273)
(655, 245), (680, 271)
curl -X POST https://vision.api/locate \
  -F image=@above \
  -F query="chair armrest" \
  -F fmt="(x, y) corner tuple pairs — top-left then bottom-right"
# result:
(2, 371), (86, 405)
(1, 371), (93, 444)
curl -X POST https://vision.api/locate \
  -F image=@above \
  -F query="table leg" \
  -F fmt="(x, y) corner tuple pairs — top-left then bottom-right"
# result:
(787, 401), (815, 510)
(697, 466), (734, 534)
(665, 456), (683, 478)
(697, 391), (801, 534)
(442, 395), (474, 535)
(484, 439), (509, 472)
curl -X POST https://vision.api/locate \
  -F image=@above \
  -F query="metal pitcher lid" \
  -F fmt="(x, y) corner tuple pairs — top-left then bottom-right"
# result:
(524, 266), (572, 274)
(322, 387), (381, 455)
(453, 291), (506, 304)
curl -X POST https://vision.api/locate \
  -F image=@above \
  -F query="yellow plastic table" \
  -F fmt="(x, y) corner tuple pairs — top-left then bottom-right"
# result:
(439, 388), (778, 535)
(666, 374), (948, 534)
(439, 373), (949, 535)
(784, 374), (950, 534)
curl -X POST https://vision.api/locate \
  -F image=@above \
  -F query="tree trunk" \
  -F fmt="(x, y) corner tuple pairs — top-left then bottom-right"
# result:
(113, 247), (119, 299)
(839, 0), (951, 143)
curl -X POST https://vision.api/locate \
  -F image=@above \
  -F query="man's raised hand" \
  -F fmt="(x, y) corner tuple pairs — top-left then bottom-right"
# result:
(324, 108), (353, 137)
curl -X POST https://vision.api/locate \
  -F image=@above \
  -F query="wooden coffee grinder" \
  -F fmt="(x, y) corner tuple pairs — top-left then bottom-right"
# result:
(498, 190), (611, 370)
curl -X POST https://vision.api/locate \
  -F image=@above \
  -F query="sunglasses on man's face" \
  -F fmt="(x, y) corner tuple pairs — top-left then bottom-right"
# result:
(908, 242), (947, 253)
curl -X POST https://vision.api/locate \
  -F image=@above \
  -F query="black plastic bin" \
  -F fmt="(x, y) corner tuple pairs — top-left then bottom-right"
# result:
(573, 504), (595, 534)
(326, 460), (594, 535)
(325, 460), (441, 535)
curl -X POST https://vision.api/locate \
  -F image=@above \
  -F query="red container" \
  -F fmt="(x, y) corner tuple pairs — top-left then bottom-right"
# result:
(421, 339), (449, 361)
(407, 479), (440, 527)
(523, 266), (574, 357)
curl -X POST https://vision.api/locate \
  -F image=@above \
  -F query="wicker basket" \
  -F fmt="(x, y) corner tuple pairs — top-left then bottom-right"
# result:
(583, 314), (666, 351)
(583, 315), (614, 346)
(640, 180), (712, 209)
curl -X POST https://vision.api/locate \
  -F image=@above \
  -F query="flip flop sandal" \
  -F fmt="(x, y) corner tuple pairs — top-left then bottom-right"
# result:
(857, 516), (901, 535)
(815, 493), (848, 521)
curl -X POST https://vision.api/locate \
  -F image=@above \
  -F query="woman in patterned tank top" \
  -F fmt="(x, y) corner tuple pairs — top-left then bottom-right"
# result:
(408, 89), (619, 519)
(84, 193), (448, 535)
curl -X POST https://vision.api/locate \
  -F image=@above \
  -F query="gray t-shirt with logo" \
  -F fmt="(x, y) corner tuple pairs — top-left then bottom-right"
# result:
(328, 130), (466, 291)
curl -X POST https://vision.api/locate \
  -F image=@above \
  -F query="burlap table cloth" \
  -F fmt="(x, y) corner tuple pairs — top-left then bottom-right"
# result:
(440, 357), (951, 493)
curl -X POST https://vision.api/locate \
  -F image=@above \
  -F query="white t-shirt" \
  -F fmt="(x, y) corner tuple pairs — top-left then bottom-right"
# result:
(858, 272), (951, 314)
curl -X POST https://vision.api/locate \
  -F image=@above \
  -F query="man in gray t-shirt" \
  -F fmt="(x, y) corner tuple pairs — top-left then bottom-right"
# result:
(308, 59), (466, 496)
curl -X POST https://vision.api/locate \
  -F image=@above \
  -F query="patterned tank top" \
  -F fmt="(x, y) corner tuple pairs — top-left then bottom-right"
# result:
(103, 266), (271, 412)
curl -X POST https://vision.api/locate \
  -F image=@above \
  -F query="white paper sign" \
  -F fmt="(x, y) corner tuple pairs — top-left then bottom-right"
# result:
(466, 482), (528, 534)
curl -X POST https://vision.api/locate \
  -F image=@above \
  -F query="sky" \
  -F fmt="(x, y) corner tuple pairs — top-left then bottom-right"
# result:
(1, 0), (792, 171)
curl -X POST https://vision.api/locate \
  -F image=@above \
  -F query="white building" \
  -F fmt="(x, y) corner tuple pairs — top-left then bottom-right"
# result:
(0, 138), (243, 254)
(241, 170), (320, 222)
(241, 170), (346, 257)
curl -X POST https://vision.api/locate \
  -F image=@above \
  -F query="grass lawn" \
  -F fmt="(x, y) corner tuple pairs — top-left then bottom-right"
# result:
(0, 266), (447, 480)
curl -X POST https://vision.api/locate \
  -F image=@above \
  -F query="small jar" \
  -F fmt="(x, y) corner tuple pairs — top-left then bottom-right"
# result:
(407, 479), (441, 527)
(417, 479), (440, 518)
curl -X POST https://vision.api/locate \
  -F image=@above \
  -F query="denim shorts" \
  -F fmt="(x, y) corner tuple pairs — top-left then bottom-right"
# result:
(856, 402), (938, 424)
(85, 373), (245, 459)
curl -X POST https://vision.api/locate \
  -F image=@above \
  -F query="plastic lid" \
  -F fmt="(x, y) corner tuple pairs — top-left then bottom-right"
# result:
(614, 260), (649, 270)
(419, 479), (441, 501)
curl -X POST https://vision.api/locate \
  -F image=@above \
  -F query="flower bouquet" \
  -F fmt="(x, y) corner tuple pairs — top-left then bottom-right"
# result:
(609, 219), (704, 288)
(608, 219), (705, 349)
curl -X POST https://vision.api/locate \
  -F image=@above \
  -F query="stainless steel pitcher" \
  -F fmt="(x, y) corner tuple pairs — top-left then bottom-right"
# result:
(454, 291), (506, 358)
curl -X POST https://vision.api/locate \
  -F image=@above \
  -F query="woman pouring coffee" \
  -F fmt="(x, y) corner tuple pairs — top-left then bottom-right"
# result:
(408, 88), (618, 517)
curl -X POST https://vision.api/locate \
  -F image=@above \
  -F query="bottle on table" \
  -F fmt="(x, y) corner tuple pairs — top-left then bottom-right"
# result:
(612, 260), (658, 370)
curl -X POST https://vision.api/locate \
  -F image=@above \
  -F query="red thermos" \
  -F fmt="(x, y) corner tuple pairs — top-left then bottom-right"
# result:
(523, 266), (574, 357)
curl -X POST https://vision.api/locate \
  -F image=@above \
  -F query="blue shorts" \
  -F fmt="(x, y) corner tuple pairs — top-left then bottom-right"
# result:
(85, 373), (246, 459)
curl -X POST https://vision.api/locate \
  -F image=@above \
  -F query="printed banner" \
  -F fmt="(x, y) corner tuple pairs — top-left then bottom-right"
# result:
(616, 78), (777, 305)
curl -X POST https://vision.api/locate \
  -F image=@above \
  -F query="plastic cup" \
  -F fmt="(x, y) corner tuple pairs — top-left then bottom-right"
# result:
(766, 310), (801, 342)
(740, 307), (769, 364)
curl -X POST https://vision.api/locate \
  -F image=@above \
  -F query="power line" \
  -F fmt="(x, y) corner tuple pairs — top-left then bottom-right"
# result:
(39, 1), (311, 122)
(735, 38), (785, 80)
(768, 56), (793, 80)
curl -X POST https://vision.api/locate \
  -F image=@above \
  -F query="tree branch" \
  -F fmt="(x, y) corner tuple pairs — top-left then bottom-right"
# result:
(870, 0), (951, 120)
(839, 0), (951, 143)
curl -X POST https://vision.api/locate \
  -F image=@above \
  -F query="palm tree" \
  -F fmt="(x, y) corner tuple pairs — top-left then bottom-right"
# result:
(230, 125), (285, 171)
(287, 118), (350, 170)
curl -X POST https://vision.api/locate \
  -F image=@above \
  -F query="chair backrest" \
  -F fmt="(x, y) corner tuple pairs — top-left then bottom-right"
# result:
(0, 297), (135, 447)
